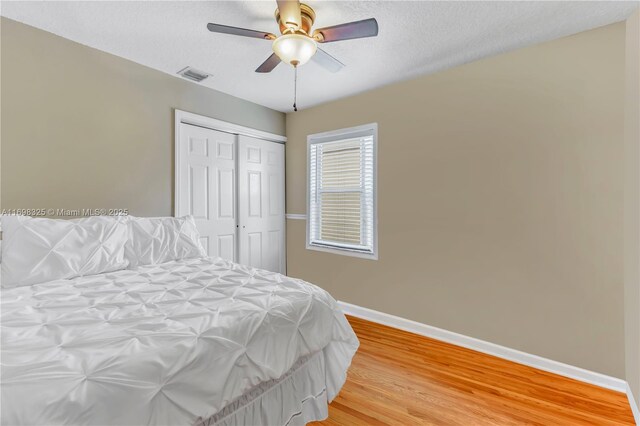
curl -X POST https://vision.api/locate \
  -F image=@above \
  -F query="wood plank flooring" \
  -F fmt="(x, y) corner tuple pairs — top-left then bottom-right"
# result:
(312, 316), (635, 425)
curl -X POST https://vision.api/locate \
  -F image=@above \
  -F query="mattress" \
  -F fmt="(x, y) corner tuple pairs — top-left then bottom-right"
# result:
(1, 257), (359, 425)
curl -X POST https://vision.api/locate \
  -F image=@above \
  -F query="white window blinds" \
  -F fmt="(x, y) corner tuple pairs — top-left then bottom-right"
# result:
(308, 124), (377, 259)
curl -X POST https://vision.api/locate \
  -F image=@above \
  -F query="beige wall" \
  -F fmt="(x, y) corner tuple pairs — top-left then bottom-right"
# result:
(0, 18), (285, 216)
(286, 23), (626, 377)
(624, 8), (640, 404)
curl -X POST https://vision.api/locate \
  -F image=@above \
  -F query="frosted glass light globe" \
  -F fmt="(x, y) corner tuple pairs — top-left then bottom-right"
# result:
(272, 34), (317, 67)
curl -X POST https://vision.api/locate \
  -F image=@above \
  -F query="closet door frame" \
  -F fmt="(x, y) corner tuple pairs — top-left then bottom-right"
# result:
(175, 110), (287, 145)
(174, 109), (287, 270)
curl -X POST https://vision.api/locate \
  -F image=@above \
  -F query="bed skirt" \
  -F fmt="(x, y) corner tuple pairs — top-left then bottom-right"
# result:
(196, 339), (355, 426)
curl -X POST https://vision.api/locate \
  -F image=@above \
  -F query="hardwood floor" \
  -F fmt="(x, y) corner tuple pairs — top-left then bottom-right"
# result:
(313, 316), (635, 426)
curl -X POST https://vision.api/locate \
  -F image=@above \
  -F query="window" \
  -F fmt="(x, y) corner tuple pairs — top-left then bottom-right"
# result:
(307, 123), (377, 259)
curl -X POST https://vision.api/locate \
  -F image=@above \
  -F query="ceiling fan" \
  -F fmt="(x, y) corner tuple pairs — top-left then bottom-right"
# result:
(206, 0), (379, 74)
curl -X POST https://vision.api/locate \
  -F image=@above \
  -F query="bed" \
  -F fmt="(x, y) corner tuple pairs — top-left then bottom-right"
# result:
(0, 216), (359, 425)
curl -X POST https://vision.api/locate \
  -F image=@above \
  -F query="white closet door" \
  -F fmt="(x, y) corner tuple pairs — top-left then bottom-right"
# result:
(177, 123), (237, 261)
(238, 135), (285, 273)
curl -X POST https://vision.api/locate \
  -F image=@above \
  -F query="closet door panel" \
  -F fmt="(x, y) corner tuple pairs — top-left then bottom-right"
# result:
(238, 135), (285, 273)
(248, 171), (263, 218)
(177, 124), (237, 261)
(217, 168), (235, 218)
(217, 234), (235, 261)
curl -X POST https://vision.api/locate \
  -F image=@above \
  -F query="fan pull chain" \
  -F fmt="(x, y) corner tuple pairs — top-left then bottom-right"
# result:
(293, 66), (298, 112)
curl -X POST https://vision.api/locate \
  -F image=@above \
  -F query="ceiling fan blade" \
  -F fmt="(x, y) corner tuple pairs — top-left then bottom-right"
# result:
(255, 53), (281, 73)
(207, 23), (275, 40)
(313, 18), (379, 43)
(276, 0), (302, 29)
(312, 48), (345, 73)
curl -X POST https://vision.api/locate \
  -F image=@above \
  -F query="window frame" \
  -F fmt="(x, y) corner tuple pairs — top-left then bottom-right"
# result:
(306, 123), (378, 260)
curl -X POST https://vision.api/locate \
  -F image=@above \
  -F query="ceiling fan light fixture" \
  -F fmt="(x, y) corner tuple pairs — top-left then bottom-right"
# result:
(272, 33), (317, 67)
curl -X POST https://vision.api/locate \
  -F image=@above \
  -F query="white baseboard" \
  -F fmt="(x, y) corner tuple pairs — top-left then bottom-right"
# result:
(627, 382), (640, 425)
(337, 300), (629, 394)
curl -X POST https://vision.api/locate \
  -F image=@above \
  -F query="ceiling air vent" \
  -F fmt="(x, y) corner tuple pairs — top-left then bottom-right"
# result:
(177, 67), (211, 83)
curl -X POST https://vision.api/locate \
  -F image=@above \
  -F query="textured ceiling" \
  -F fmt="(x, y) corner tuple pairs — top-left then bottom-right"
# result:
(2, 1), (638, 112)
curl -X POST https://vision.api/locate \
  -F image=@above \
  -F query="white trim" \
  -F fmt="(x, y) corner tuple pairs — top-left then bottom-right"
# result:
(627, 382), (640, 425)
(175, 109), (286, 144)
(306, 123), (378, 261)
(286, 214), (307, 220)
(337, 300), (629, 393)
(306, 243), (377, 260)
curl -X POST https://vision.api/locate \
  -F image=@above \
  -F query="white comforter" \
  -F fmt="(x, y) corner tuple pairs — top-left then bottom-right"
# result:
(1, 257), (359, 425)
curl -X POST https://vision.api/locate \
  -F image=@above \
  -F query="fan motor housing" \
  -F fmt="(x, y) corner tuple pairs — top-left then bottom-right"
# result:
(275, 3), (316, 35)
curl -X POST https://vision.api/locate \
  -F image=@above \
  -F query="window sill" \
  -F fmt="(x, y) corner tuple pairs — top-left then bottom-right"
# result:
(305, 243), (378, 260)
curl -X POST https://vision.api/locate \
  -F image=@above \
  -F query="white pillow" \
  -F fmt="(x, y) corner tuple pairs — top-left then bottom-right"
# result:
(1, 215), (129, 288)
(125, 215), (206, 268)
